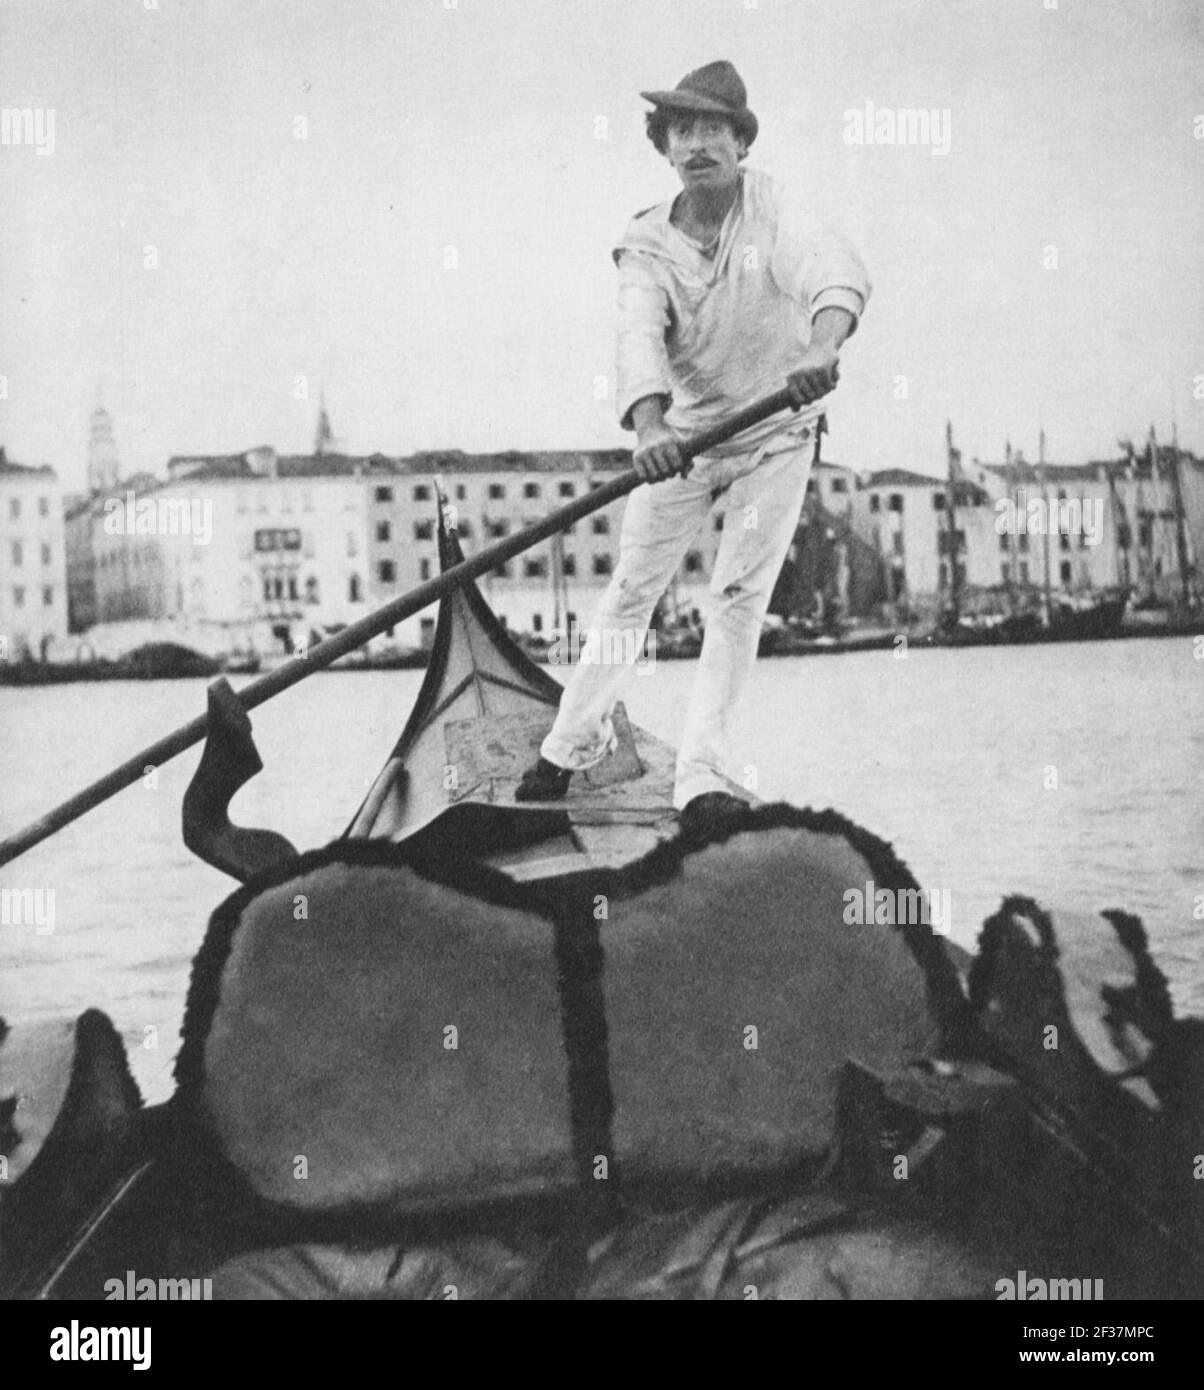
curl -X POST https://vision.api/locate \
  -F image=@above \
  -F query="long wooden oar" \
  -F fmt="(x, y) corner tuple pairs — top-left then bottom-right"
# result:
(0, 387), (804, 868)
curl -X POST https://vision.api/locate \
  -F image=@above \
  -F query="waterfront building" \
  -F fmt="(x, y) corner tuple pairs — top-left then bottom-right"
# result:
(63, 443), (720, 655)
(0, 449), (69, 657)
(367, 449), (718, 648)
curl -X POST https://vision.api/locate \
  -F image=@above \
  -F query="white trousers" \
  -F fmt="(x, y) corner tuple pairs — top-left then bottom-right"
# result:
(541, 435), (814, 808)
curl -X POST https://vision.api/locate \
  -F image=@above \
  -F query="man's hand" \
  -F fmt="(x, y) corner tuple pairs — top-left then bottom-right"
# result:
(630, 395), (688, 481)
(786, 340), (840, 410)
(633, 422), (687, 481)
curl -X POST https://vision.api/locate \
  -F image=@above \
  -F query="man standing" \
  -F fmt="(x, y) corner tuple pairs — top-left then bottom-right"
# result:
(518, 60), (871, 833)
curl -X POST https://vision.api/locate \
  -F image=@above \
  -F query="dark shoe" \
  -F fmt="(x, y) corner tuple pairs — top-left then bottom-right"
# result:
(515, 756), (573, 802)
(678, 791), (751, 840)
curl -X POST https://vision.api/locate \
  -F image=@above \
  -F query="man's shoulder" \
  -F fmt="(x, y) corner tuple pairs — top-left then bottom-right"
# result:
(740, 167), (792, 217)
(614, 195), (675, 264)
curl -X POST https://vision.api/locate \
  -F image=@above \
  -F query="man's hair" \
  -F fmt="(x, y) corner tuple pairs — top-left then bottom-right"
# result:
(645, 108), (752, 158)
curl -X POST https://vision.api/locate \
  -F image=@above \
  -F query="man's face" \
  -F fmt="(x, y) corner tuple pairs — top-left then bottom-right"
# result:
(664, 113), (744, 193)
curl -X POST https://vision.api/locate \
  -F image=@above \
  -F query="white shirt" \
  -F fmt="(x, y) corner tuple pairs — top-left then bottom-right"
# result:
(613, 168), (871, 457)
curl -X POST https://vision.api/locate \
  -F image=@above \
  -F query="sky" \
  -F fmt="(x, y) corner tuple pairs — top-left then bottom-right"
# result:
(1, 0), (1202, 493)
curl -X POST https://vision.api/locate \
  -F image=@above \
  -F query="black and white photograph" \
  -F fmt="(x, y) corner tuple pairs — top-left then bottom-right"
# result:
(1, 0), (1201, 1343)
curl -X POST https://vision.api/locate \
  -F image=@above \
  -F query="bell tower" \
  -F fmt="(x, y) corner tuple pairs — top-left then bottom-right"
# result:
(87, 395), (120, 493)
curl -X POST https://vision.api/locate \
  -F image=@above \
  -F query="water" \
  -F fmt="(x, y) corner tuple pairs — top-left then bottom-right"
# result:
(1, 637), (1200, 1102)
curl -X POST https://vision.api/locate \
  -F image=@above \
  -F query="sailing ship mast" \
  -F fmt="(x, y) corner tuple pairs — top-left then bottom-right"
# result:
(1166, 419), (1193, 607)
(1038, 427), (1052, 628)
(944, 421), (961, 622)
(1004, 439), (1017, 611)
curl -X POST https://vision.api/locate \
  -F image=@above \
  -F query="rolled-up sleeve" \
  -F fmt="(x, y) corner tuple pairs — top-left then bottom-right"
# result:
(770, 199), (871, 335)
(614, 251), (673, 430)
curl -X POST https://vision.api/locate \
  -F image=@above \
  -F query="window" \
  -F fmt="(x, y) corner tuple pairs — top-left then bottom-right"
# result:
(488, 483), (506, 500)
(414, 520), (434, 541)
(830, 477), (848, 494)
(376, 521), (391, 542)
(41, 543), (52, 565)
(43, 585), (54, 606)
(1019, 561), (1030, 583)
(487, 519), (509, 539)
(420, 616), (436, 641)
(1059, 533), (1071, 552)
(938, 562), (948, 590)
(257, 528), (303, 552)
(932, 493), (945, 511)
(806, 479), (816, 495)
(13, 585), (25, 608)
(524, 558), (548, 579)
(869, 494), (880, 513)
(305, 576), (319, 603)
(593, 554), (613, 576)
(11, 542), (23, 567)
(592, 515), (610, 536)
(413, 485), (431, 502)
(459, 519), (472, 539)
(714, 515), (724, 531)
(492, 562), (510, 578)
(455, 484), (467, 501)
(1001, 563), (1011, 584)
(999, 533), (1010, 552)
(888, 494), (904, 513)
(375, 486), (393, 503)
(419, 559), (431, 580)
(562, 555), (577, 577)
(892, 532), (904, 556)
(288, 576), (299, 601)
(559, 481), (575, 498)
(1018, 533), (1030, 553)
(39, 496), (50, 517)
(349, 574), (363, 602)
(379, 560), (396, 583)
(684, 551), (703, 573)
(1060, 561), (1072, 584)
(9, 499), (20, 520)
(523, 482), (541, 499)
(532, 613), (544, 633)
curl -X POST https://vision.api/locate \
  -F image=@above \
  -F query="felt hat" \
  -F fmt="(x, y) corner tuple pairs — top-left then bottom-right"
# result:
(641, 60), (758, 146)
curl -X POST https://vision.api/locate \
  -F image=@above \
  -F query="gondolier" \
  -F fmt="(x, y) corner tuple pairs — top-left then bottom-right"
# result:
(518, 60), (871, 829)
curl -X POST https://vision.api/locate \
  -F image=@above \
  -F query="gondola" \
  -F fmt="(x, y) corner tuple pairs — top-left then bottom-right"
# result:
(2, 485), (1201, 1301)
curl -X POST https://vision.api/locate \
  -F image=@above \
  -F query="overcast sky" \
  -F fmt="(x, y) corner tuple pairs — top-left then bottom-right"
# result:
(2, 0), (1201, 492)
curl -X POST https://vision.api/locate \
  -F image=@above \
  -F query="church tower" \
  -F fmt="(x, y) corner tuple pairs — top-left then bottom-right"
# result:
(87, 396), (120, 494)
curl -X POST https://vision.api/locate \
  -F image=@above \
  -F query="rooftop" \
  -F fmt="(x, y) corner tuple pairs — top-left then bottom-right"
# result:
(0, 447), (56, 480)
(866, 468), (942, 488)
(164, 447), (633, 485)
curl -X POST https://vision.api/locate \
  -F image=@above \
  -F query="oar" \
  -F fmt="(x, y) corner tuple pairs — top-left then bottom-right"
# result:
(0, 386), (805, 868)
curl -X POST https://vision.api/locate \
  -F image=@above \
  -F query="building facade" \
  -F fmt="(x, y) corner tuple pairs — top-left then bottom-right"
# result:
(0, 450), (69, 658)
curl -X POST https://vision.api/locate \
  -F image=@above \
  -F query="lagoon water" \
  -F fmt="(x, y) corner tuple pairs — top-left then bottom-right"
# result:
(1, 636), (1200, 1102)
